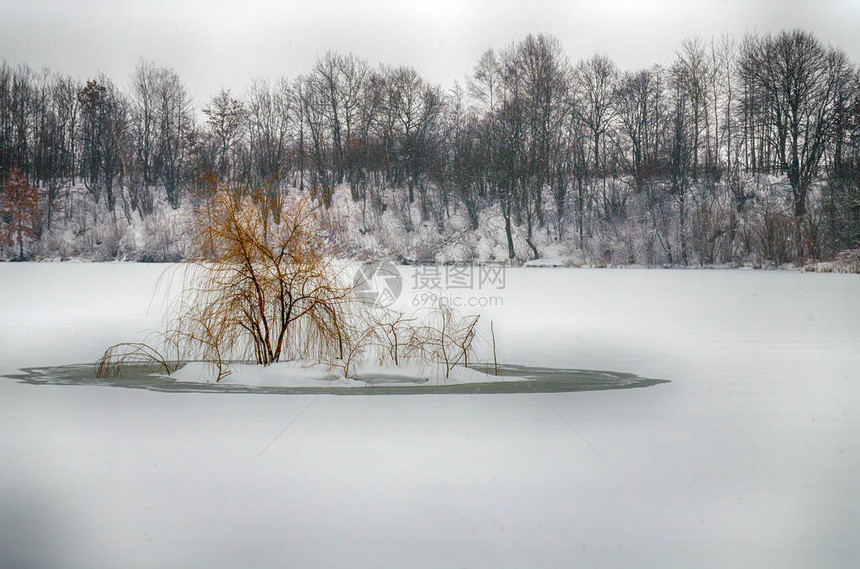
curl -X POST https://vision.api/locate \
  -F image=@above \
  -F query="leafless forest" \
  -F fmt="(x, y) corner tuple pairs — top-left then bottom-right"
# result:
(1, 30), (858, 265)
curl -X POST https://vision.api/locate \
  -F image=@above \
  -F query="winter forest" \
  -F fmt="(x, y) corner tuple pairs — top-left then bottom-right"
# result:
(1, 29), (859, 266)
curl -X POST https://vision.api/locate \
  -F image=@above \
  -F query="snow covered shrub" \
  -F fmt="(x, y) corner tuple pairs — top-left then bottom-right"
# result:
(353, 303), (480, 378)
(690, 198), (730, 265)
(830, 249), (860, 273)
(138, 212), (187, 262)
(96, 342), (178, 378)
(413, 303), (480, 378)
(751, 195), (798, 264)
(90, 219), (125, 261)
(803, 248), (860, 273)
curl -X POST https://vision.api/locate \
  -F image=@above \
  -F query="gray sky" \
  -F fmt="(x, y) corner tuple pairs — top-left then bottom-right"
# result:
(1, 0), (858, 106)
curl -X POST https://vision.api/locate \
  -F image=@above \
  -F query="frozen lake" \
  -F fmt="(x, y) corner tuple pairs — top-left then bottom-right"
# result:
(1, 263), (859, 568)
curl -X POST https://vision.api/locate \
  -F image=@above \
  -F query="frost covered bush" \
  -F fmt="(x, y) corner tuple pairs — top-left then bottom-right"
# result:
(803, 248), (860, 274)
(137, 213), (188, 262)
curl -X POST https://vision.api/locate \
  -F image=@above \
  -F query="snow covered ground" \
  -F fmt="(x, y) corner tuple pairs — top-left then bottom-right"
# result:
(171, 361), (526, 388)
(1, 263), (859, 568)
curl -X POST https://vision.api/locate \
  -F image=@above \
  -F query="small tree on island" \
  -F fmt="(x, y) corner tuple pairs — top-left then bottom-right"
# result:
(166, 190), (361, 377)
(97, 187), (484, 382)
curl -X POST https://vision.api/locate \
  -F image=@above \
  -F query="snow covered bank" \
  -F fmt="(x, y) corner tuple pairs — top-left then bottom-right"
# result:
(171, 360), (513, 387)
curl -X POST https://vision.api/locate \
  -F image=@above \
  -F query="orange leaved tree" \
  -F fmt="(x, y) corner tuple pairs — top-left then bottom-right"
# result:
(1, 168), (40, 260)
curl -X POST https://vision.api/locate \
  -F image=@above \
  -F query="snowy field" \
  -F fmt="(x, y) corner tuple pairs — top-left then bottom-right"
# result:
(1, 263), (859, 568)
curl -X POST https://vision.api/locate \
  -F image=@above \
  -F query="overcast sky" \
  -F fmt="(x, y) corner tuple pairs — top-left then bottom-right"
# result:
(1, 0), (858, 106)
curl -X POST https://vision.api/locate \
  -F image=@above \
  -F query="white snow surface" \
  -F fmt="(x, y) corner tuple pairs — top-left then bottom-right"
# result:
(1, 263), (859, 568)
(173, 360), (511, 387)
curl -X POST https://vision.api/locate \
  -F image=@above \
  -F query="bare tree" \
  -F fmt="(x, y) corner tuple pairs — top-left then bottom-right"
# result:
(77, 77), (129, 213)
(468, 49), (502, 115)
(172, 191), (356, 368)
(153, 67), (192, 208)
(667, 70), (694, 265)
(296, 74), (333, 203)
(613, 66), (665, 188)
(203, 89), (247, 184)
(742, 30), (854, 220)
(246, 78), (293, 191)
(382, 65), (445, 212)
(518, 34), (572, 238)
(672, 38), (713, 180)
(575, 54), (621, 225)
(575, 54), (618, 175)
(131, 61), (157, 187)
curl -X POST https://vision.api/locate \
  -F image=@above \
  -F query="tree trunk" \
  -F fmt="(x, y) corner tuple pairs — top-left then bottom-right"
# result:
(504, 209), (515, 260)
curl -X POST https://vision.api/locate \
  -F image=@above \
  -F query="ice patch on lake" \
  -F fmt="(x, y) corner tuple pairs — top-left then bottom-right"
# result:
(6, 360), (666, 395)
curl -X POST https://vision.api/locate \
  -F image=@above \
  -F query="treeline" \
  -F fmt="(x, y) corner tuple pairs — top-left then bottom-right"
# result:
(1, 29), (859, 264)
